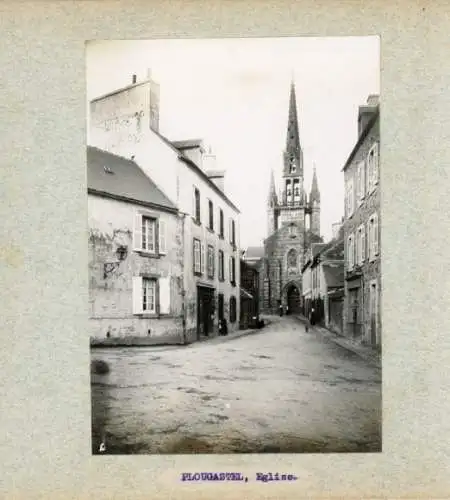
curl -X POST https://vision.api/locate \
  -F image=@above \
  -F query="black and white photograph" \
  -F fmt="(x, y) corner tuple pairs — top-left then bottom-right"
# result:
(87, 37), (381, 455)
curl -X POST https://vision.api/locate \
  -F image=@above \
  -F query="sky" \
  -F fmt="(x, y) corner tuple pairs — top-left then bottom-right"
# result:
(86, 37), (379, 248)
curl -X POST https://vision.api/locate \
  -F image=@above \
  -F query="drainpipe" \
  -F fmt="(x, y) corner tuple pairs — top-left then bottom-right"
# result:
(179, 211), (188, 344)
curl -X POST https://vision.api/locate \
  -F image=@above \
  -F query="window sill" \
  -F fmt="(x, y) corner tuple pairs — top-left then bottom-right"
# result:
(134, 312), (159, 318)
(231, 281), (236, 287)
(194, 271), (203, 277)
(135, 250), (161, 258)
(207, 274), (215, 280)
(219, 235), (224, 240)
(218, 278), (225, 283)
(192, 217), (202, 226)
(207, 227), (215, 234)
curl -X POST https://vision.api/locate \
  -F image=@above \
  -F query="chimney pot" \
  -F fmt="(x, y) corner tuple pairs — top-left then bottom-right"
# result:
(132, 74), (137, 84)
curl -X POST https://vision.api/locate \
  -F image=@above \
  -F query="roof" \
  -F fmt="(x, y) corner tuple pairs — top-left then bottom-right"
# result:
(244, 246), (265, 260)
(342, 106), (380, 172)
(323, 264), (345, 288)
(172, 139), (204, 150)
(87, 146), (176, 211)
(323, 238), (344, 260)
(152, 130), (240, 213)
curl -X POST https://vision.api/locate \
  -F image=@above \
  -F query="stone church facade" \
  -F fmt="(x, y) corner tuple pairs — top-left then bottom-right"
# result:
(259, 80), (323, 315)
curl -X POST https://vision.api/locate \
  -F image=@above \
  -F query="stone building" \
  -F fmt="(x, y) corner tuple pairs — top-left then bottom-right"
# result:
(88, 72), (241, 342)
(260, 80), (323, 315)
(342, 94), (380, 348)
(87, 146), (184, 343)
(239, 258), (260, 329)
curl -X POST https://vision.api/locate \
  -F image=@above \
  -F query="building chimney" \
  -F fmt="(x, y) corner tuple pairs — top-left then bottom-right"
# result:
(357, 94), (379, 136)
(203, 152), (225, 191)
(132, 74), (137, 84)
(331, 221), (342, 240)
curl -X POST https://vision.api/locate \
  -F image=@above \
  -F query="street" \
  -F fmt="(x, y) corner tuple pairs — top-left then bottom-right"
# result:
(91, 316), (381, 454)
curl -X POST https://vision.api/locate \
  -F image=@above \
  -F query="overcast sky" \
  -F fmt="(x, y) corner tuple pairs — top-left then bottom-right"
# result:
(86, 37), (379, 248)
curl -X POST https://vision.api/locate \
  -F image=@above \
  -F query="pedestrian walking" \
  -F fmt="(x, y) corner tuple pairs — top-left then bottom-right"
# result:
(310, 307), (316, 326)
(278, 300), (283, 317)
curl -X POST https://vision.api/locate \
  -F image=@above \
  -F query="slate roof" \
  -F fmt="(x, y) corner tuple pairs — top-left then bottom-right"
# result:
(172, 139), (204, 150)
(87, 146), (176, 211)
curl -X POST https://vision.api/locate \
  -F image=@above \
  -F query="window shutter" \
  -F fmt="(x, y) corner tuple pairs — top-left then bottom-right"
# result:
(361, 225), (366, 262)
(192, 188), (196, 217)
(229, 218), (232, 243)
(373, 142), (379, 184)
(356, 166), (360, 204)
(201, 243), (205, 275)
(374, 214), (379, 255)
(159, 219), (166, 254)
(159, 276), (170, 315)
(132, 276), (143, 314)
(133, 213), (143, 250)
(229, 256), (232, 281)
(361, 160), (366, 197)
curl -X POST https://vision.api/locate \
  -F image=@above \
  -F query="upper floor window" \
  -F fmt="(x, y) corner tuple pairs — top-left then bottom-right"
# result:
(193, 187), (201, 223)
(356, 224), (366, 266)
(208, 200), (214, 231)
(207, 245), (215, 278)
(193, 238), (201, 274)
(219, 209), (224, 238)
(289, 156), (297, 173)
(357, 160), (366, 205)
(229, 255), (236, 285)
(367, 142), (379, 193)
(218, 250), (225, 281)
(229, 218), (236, 247)
(345, 178), (354, 218)
(347, 233), (355, 269)
(368, 213), (379, 261)
(133, 212), (167, 255)
(293, 179), (300, 202)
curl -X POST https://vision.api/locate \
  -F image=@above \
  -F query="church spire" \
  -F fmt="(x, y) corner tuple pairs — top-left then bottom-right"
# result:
(285, 78), (301, 159)
(310, 164), (320, 203)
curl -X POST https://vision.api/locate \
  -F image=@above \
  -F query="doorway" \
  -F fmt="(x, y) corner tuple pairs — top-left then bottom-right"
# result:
(197, 286), (215, 339)
(286, 284), (301, 314)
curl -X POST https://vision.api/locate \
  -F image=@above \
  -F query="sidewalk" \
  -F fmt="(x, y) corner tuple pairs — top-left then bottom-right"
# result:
(295, 315), (381, 369)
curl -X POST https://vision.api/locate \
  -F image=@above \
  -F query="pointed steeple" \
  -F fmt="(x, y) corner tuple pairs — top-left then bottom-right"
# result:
(283, 76), (303, 179)
(285, 78), (301, 159)
(310, 164), (320, 203)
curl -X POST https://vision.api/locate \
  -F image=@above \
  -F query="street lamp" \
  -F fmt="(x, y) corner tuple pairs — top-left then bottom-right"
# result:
(103, 245), (128, 279)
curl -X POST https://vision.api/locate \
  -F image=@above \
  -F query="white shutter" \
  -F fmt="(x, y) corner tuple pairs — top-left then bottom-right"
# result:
(132, 276), (143, 314)
(361, 160), (366, 198)
(159, 219), (166, 254)
(374, 214), (379, 255)
(201, 243), (205, 275)
(373, 142), (379, 185)
(159, 276), (171, 314)
(133, 212), (143, 250)
(361, 225), (366, 262)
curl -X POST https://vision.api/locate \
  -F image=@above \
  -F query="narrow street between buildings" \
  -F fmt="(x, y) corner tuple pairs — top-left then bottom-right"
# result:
(91, 315), (381, 454)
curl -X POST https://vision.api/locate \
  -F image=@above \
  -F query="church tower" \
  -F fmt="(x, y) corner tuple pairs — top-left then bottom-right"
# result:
(278, 79), (306, 228)
(309, 165), (321, 236)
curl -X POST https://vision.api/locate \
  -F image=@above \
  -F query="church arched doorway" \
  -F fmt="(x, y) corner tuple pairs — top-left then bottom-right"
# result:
(286, 284), (301, 314)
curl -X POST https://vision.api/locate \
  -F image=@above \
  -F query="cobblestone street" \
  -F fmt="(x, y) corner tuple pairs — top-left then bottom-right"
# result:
(91, 316), (381, 454)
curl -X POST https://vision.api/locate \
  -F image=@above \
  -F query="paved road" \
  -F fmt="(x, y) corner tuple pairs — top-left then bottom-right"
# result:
(91, 316), (381, 454)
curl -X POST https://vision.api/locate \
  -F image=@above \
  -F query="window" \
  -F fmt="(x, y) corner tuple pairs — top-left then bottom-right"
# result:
(358, 160), (366, 203)
(229, 255), (236, 285)
(287, 248), (297, 267)
(132, 276), (170, 315)
(193, 187), (201, 223)
(219, 209), (224, 238)
(286, 179), (292, 201)
(193, 238), (201, 274)
(293, 179), (300, 202)
(367, 142), (379, 193)
(208, 200), (214, 231)
(229, 218), (236, 246)
(133, 212), (166, 255)
(201, 242), (205, 275)
(368, 213), (379, 261)
(218, 250), (224, 281)
(347, 233), (354, 269)
(142, 216), (156, 252)
(229, 296), (237, 323)
(346, 178), (354, 218)
(357, 224), (365, 265)
(207, 245), (214, 278)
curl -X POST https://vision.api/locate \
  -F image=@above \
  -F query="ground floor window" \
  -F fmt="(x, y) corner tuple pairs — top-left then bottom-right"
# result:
(229, 296), (237, 323)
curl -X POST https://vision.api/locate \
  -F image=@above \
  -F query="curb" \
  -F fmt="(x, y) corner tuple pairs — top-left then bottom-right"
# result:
(294, 316), (381, 368)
